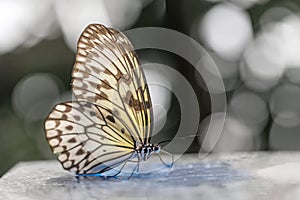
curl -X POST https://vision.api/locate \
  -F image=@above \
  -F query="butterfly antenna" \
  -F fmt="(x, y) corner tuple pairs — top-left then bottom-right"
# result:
(158, 135), (198, 145)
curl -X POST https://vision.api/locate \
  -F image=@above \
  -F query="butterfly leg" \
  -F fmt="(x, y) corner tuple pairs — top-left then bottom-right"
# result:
(75, 175), (81, 183)
(126, 160), (140, 180)
(158, 150), (174, 168)
(136, 159), (140, 173)
(110, 160), (130, 177)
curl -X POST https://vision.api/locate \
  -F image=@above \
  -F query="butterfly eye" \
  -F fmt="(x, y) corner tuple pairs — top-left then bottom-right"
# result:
(154, 146), (160, 153)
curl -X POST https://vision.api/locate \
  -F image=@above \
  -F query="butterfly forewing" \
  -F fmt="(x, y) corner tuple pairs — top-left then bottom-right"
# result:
(72, 24), (153, 145)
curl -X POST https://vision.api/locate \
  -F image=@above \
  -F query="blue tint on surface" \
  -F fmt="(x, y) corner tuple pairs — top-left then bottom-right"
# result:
(71, 162), (250, 187)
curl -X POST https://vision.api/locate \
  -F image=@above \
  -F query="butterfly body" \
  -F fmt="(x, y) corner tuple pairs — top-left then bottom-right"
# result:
(135, 143), (161, 161)
(45, 23), (172, 176)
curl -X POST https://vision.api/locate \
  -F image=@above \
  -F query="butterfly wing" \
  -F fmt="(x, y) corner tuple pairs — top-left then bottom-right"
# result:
(45, 101), (135, 174)
(45, 23), (153, 175)
(72, 24), (153, 145)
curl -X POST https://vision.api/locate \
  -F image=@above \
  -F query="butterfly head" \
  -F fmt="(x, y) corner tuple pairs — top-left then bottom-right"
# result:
(153, 144), (161, 153)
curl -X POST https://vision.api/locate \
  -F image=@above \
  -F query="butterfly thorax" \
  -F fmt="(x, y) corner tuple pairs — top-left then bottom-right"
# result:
(135, 143), (160, 161)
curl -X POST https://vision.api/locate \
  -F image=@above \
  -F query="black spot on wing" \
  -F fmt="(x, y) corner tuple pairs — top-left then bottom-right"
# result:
(106, 115), (115, 123)
(89, 111), (96, 117)
(68, 138), (77, 143)
(76, 148), (85, 155)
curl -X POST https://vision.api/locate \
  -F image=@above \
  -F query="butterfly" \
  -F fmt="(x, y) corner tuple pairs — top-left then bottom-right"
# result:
(44, 23), (173, 177)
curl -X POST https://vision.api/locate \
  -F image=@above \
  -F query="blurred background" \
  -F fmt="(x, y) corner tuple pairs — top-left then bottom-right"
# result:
(1, 0), (300, 176)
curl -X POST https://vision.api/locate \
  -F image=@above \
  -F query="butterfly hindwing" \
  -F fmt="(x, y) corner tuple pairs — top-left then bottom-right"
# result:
(45, 101), (135, 174)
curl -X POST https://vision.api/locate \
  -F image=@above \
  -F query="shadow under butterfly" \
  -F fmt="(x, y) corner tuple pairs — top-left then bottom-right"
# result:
(46, 162), (249, 187)
(44, 23), (174, 178)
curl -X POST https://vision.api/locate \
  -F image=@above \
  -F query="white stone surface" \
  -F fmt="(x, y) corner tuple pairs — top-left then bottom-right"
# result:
(1, 152), (300, 199)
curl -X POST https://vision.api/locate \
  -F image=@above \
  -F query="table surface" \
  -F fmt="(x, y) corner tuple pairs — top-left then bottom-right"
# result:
(1, 152), (300, 200)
